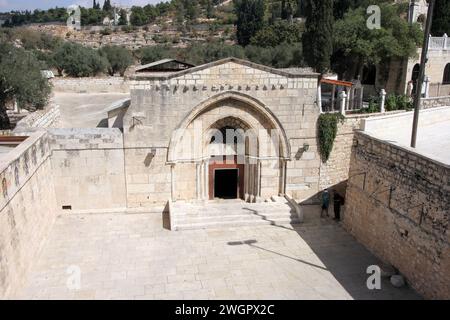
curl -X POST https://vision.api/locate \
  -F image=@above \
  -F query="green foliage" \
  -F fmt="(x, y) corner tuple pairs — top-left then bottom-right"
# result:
(245, 42), (303, 68)
(317, 113), (344, 163)
(0, 44), (51, 128)
(358, 96), (380, 114)
(302, 0), (333, 74)
(233, 0), (265, 46)
(250, 21), (303, 47)
(103, 0), (112, 12)
(53, 42), (108, 77)
(333, 3), (423, 80)
(80, 8), (106, 26)
(385, 94), (412, 112)
(100, 28), (113, 36)
(100, 46), (134, 76)
(138, 46), (173, 65)
(431, 0), (450, 36)
(118, 9), (128, 26)
(130, 6), (148, 26)
(0, 28), (62, 51)
(182, 41), (246, 65)
(3, 8), (68, 27)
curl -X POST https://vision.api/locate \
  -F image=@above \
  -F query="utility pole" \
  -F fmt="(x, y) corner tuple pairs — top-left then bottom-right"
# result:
(411, 0), (435, 148)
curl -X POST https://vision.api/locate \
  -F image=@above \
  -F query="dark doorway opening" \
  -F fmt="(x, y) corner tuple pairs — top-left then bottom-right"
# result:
(214, 169), (238, 199)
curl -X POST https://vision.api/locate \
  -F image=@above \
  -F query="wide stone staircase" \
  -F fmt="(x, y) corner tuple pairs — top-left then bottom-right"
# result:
(169, 196), (302, 230)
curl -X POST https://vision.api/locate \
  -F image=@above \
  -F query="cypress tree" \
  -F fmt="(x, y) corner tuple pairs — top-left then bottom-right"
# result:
(234, 0), (265, 46)
(302, 0), (333, 74)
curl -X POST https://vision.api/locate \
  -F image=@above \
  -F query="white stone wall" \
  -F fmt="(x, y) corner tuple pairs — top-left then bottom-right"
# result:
(49, 129), (127, 211)
(0, 131), (57, 298)
(124, 59), (320, 205)
(51, 77), (130, 93)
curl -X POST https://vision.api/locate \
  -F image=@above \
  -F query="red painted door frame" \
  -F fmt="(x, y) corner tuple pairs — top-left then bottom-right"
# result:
(209, 156), (245, 200)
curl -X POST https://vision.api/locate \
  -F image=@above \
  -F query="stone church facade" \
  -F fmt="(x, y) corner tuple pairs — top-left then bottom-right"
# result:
(122, 58), (321, 207)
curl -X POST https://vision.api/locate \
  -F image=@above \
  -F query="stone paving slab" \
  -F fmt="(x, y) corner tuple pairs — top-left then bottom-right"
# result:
(18, 209), (421, 300)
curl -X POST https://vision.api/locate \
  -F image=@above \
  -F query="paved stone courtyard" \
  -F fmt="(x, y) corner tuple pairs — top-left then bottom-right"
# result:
(19, 207), (420, 300)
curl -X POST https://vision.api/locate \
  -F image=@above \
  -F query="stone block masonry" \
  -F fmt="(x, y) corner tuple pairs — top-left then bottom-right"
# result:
(344, 131), (449, 299)
(49, 128), (127, 211)
(0, 131), (58, 298)
(51, 77), (130, 94)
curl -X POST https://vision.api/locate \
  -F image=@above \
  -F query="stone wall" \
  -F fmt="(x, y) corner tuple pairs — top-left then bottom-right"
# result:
(13, 103), (61, 132)
(429, 84), (450, 97)
(125, 59), (320, 205)
(49, 128), (127, 211)
(0, 131), (57, 298)
(361, 106), (450, 137)
(51, 77), (130, 93)
(421, 96), (450, 109)
(344, 132), (450, 299)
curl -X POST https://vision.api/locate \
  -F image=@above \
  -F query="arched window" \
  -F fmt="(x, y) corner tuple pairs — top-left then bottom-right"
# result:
(411, 64), (420, 82)
(443, 64), (450, 84)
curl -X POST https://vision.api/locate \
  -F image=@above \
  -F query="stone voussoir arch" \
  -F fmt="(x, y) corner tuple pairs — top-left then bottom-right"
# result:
(167, 91), (291, 163)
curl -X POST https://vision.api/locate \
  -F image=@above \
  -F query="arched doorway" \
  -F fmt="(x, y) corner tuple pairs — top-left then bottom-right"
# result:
(443, 63), (450, 84)
(411, 63), (420, 94)
(207, 120), (250, 200)
(168, 92), (290, 203)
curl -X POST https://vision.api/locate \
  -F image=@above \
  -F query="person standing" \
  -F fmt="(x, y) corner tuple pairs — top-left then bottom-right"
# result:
(321, 189), (330, 218)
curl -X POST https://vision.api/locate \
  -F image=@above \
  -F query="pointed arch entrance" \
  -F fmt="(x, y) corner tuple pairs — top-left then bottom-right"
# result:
(168, 92), (290, 202)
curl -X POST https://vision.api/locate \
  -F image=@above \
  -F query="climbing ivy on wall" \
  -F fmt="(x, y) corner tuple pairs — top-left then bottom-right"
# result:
(318, 113), (345, 163)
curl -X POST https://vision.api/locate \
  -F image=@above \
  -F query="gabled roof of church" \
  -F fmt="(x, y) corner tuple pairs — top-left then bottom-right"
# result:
(130, 57), (319, 80)
(135, 59), (195, 73)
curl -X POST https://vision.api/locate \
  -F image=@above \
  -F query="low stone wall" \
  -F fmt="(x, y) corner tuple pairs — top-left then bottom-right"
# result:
(361, 106), (450, 137)
(13, 103), (60, 132)
(344, 132), (450, 299)
(51, 77), (130, 93)
(421, 96), (450, 109)
(429, 84), (450, 98)
(317, 111), (407, 201)
(49, 128), (127, 212)
(0, 131), (57, 298)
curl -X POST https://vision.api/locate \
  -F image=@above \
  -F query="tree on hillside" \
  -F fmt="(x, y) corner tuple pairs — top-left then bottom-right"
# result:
(118, 9), (128, 26)
(431, 0), (450, 36)
(103, 0), (112, 12)
(100, 46), (134, 76)
(302, 0), (333, 74)
(250, 21), (303, 47)
(138, 46), (173, 65)
(333, 3), (422, 81)
(52, 43), (108, 77)
(0, 44), (51, 129)
(233, 0), (265, 46)
(130, 6), (148, 26)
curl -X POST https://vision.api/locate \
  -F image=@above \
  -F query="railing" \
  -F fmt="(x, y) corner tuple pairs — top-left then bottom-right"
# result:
(429, 34), (450, 51)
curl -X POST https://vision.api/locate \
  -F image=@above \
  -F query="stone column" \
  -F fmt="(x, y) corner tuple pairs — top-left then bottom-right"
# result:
(317, 84), (323, 113)
(196, 163), (201, 200)
(170, 164), (176, 202)
(203, 161), (209, 200)
(380, 89), (386, 113)
(424, 76), (431, 98)
(339, 91), (347, 115)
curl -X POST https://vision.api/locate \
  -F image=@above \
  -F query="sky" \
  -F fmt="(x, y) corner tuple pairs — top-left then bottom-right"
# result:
(0, 0), (164, 12)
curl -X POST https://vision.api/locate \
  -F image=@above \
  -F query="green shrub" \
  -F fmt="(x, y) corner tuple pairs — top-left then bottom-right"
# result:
(318, 113), (345, 163)
(100, 28), (112, 36)
(386, 94), (413, 111)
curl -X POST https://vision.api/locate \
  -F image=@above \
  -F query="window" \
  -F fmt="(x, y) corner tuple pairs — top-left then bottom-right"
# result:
(443, 64), (450, 84)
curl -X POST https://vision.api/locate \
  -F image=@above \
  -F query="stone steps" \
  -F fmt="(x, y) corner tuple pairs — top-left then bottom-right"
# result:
(170, 198), (301, 231)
